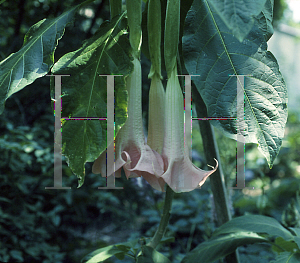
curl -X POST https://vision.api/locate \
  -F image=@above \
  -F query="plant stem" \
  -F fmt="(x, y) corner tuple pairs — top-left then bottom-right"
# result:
(146, 185), (174, 249)
(192, 85), (240, 263)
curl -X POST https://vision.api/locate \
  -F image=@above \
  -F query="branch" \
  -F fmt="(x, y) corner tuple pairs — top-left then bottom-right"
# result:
(192, 84), (240, 263)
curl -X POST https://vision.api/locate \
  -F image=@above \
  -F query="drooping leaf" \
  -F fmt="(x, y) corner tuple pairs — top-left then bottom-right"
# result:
(0, 0), (93, 115)
(181, 232), (268, 263)
(183, 0), (288, 168)
(51, 14), (133, 187)
(207, 0), (267, 42)
(212, 215), (294, 241)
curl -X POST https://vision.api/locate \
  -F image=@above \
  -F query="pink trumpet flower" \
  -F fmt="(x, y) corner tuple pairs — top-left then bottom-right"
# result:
(92, 57), (165, 191)
(159, 67), (218, 193)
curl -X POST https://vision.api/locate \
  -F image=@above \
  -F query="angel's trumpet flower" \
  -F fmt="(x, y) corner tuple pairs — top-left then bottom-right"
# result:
(146, 73), (166, 191)
(160, 68), (218, 193)
(92, 57), (165, 190)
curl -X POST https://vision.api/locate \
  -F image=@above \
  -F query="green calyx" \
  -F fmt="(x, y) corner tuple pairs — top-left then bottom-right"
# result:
(147, 0), (162, 79)
(164, 0), (180, 78)
(126, 0), (142, 56)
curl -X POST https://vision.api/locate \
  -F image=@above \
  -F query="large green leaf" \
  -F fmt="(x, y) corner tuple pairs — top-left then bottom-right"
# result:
(181, 231), (268, 263)
(212, 215), (294, 241)
(207, 0), (267, 42)
(51, 14), (133, 187)
(0, 0), (93, 115)
(183, 0), (288, 168)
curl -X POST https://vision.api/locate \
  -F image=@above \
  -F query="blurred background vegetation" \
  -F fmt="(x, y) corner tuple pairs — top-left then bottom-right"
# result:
(0, 0), (299, 262)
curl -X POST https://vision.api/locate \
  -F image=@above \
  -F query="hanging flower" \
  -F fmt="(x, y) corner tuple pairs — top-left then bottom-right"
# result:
(92, 57), (165, 191)
(147, 74), (165, 154)
(146, 72), (167, 190)
(159, 67), (218, 193)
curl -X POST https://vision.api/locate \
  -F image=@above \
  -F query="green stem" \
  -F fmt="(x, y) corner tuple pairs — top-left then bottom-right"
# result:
(192, 85), (240, 263)
(109, 0), (122, 19)
(146, 185), (174, 249)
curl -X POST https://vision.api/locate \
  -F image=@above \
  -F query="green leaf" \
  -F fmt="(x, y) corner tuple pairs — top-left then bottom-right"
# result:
(115, 239), (140, 252)
(212, 215), (294, 241)
(137, 246), (171, 263)
(0, 197), (11, 203)
(288, 228), (300, 250)
(295, 237), (300, 251)
(254, 0), (274, 42)
(51, 14), (133, 187)
(183, 0), (288, 168)
(207, 0), (267, 42)
(0, 0), (93, 115)
(181, 232), (268, 263)
(289, 228), (300, 237)
(81, 239), (139, 263)
(81, 244), (126, 263)
(270, 252), (300, 263)
(9, 250), (23, 261)
(272, 237), (299, 254)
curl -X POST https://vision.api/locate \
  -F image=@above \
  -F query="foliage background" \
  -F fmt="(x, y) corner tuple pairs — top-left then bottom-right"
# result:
(0, 0), (299, 262)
